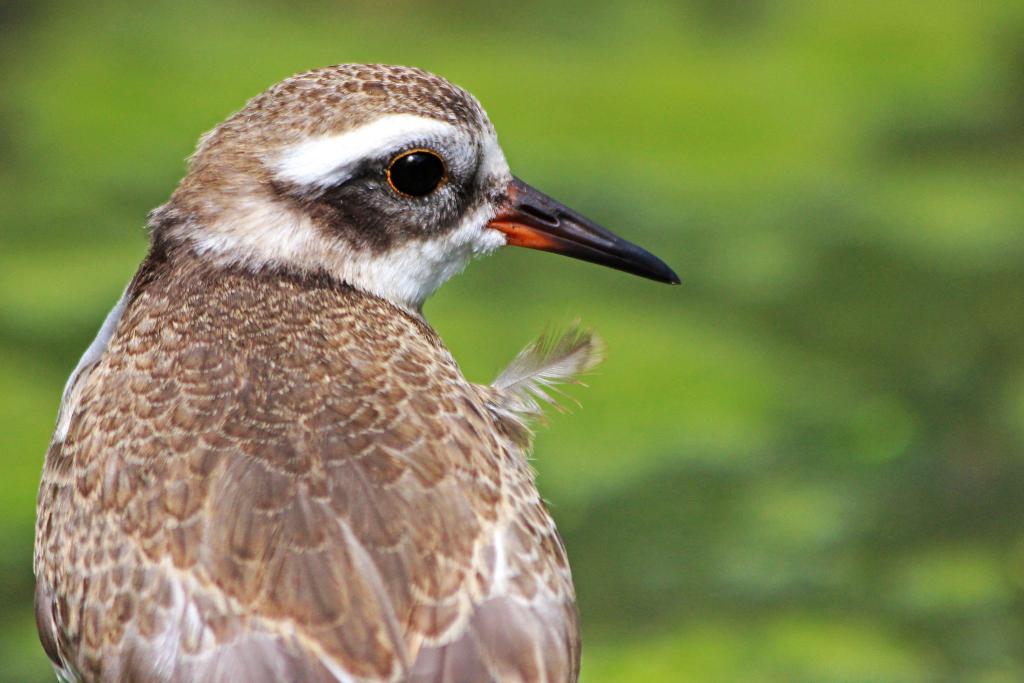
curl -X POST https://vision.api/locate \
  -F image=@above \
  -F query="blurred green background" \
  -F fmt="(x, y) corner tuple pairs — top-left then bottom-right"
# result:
(3, 1), (1024, 681)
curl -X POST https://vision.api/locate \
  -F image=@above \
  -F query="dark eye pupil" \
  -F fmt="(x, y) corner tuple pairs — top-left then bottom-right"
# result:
(388, 151), (445, 197)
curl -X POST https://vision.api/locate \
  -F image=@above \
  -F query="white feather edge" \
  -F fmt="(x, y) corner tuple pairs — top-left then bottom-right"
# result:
(54, 287), (129, 443)
(488, 324), (605, 438)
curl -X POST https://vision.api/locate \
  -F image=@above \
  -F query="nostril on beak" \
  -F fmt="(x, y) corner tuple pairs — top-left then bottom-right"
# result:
(519, 204), (559, 227)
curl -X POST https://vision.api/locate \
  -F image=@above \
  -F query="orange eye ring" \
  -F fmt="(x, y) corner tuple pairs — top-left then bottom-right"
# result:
(386, 148), (449, 198)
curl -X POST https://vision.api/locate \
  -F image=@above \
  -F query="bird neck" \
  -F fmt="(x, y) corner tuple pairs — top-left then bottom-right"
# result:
(126, 235), (444, 347)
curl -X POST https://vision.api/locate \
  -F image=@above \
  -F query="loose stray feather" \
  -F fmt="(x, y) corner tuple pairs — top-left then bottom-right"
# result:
(486, 323), (605, 444)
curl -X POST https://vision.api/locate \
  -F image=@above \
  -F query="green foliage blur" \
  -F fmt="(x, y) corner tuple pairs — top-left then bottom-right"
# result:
(3, 1), (1024, 680)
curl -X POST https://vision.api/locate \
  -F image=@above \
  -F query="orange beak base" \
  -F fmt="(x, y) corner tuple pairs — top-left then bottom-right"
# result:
(486, 177), (680, 284)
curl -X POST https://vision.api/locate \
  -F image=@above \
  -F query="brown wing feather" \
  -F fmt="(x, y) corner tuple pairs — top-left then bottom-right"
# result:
(34, 250), (578, 683)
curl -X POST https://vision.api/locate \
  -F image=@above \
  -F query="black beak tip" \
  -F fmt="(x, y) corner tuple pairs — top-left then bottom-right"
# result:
(637, 253), (680, 285)
(653, 264), (681, 285)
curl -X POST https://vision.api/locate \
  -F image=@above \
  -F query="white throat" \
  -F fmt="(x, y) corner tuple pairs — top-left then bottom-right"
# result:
(182, 198), (506, 311)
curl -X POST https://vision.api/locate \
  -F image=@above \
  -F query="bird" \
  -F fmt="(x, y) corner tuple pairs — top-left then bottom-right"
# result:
(33, 64), (679, 683)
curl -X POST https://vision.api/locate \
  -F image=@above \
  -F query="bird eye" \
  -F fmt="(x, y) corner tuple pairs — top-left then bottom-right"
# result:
(386, 149), (447, 198)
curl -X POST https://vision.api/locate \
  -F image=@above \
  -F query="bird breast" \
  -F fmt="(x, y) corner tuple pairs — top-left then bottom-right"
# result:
(35, 244), (579, 682)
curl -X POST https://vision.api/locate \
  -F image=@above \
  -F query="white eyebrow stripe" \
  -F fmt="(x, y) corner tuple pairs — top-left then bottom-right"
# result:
(273, 114), (456, 188)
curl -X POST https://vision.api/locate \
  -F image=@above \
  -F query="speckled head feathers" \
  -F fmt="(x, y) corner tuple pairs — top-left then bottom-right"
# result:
(154, 64), (511, 311)
(215, 64), (491, 146)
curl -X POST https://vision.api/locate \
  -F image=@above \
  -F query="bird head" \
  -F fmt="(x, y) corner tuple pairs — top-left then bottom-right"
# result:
(155, 64), (678, 310)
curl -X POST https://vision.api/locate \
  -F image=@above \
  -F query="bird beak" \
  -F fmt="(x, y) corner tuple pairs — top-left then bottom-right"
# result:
(486, 176), (680, 284)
